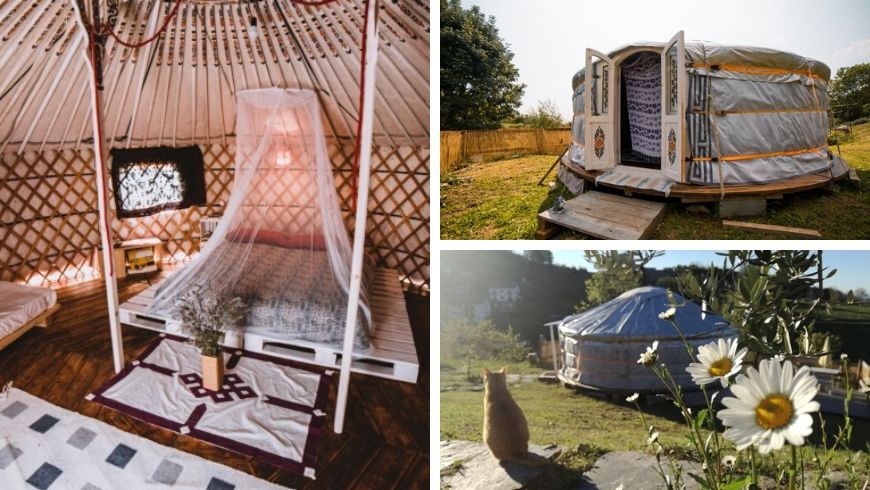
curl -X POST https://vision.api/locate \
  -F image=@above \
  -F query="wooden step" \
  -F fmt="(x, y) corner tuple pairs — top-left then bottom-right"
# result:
(118, 268), (419, 383)
(537, 191), (666, 239)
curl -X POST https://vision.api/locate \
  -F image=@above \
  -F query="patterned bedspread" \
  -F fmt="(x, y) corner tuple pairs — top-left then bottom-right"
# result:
(151, 243), (370, 350)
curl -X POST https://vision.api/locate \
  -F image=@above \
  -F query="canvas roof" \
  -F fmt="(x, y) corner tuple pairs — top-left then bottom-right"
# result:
(572, 41), (830, 91)
(559, 286), (731, 341)
(0, 0), (430, 153)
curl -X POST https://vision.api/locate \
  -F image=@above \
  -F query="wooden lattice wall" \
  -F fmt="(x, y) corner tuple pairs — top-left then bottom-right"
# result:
(0, 150), (102, 285)
(1, 145), (429, 292)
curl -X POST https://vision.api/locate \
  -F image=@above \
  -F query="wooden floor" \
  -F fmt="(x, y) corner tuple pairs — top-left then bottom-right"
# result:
(537, 191), (666, 239)
(0, 275), (430, 489)
(566, 163), (841, 201)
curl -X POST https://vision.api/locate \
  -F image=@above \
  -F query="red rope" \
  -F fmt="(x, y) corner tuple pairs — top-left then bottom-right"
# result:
(290, 0), (341, 5)
(350, 0), (374, 212)
(87, 28), (115, 277)
(104, 0), (183, 48)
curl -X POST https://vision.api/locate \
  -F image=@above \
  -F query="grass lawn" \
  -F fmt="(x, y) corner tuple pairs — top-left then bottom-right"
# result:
(440, 357), (869, 488)
(440, 123), (870, 240)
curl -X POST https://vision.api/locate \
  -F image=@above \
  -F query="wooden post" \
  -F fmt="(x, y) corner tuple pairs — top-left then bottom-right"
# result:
(71, 0), (125, 373)
(334, 0), (379, 435)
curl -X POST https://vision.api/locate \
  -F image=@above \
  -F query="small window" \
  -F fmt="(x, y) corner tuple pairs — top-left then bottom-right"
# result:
(111, 146), (206, 218)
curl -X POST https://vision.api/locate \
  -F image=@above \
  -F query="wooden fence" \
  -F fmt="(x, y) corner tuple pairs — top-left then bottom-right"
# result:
(440, 128), (571, 173)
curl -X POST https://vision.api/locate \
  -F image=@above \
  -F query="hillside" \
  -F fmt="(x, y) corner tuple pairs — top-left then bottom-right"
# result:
(441, 251), (591, 344)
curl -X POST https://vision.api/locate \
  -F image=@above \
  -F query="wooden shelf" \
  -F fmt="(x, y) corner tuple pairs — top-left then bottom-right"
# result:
(113, 237), (163, 279)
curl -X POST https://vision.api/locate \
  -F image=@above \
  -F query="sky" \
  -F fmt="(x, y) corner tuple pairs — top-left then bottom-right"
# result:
(459, 0), (870, 120)
(543, 250), (870, 292)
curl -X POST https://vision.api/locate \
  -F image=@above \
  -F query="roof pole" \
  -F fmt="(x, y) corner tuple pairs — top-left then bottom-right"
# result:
(71, 0), (125, 373)
(334, 0), (379, 435)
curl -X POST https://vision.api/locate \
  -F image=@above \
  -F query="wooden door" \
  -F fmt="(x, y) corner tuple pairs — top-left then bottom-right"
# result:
(660, 31), (686, 182)
(584, 49), (616, 170)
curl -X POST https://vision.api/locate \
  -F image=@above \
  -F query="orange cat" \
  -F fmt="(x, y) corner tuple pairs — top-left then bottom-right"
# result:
(482, 367), (529, 462)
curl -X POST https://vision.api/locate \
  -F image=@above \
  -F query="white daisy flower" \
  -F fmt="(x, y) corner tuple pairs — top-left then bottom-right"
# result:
(721, 454), (736, 469)
(658, 307), (676, 320)
(859, 378), (870, 395)
(638, 340), (659, 367)
(626, 392), (640, 403)
(647, 431), (660, 445)
(840, 353), (848, 361)
(685, 338), (748, 388)
(717, 358), (820, 454)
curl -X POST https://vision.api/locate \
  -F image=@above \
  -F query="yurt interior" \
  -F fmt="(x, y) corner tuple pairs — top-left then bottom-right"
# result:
(559, 31), (852, 202)
(0, 0), (429, 487)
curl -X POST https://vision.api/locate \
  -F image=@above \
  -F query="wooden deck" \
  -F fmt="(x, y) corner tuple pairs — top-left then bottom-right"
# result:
(119, 268), (419, 383)
(537, 191), (666, 239)
(0, 275), (429, 489)
(566, 164), (841, 202)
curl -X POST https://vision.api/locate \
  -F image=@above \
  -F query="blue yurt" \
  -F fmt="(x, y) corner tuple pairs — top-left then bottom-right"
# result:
(558, 286), (735, 392)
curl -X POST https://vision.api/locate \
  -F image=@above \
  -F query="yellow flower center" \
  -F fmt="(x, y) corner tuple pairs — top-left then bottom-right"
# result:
(755, 394), (794, 430)
(708, 358), (733, 377)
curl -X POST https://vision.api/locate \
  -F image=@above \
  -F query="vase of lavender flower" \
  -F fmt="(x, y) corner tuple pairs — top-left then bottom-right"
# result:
(176, 290), (246, 391)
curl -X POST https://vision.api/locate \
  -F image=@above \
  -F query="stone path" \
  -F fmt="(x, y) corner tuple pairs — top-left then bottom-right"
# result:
(440, 440), (561, 489)
(440, 440), (698, 489)
(573, 451), (699, 489)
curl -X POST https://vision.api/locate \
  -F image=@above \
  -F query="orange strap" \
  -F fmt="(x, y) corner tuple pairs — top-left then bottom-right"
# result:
(693, 145), (826, 162)
(711, 107), (826, 116)
(692, 63), (824, 80)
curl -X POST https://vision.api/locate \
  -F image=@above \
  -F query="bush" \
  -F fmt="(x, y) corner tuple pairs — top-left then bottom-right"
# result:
(442, 320), (529, 376)
(828, 132), (854, 146)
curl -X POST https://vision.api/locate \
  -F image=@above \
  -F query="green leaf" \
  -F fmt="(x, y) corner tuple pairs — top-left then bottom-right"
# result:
(694, 408), (710, 430)
(686, 472), (712, 489)
(722, 476), (751, 490)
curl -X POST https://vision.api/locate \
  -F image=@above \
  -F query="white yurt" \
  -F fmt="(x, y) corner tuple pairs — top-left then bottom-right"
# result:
(559, 286), (734, 392)
(558, 31), (850, 200)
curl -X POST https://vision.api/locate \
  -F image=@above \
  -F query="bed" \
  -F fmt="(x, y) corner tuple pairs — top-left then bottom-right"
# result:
(0, 281), (60, 351)
(147, 241), (372, 350)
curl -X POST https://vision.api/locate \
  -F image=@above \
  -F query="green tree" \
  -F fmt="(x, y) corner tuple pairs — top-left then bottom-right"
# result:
(829, 63), (870, 123)
(656, 276), (679, 291)
(521, 100), (566, 129)
(523, 250), (553, 265)
(441, 320), (529, 377)
(440, 0), (525, 129)
(677, 250), (833, 356)
(580, 251), (665, 308)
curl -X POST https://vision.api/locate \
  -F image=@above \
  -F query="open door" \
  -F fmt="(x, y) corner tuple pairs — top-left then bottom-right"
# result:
(660, 31), (686, 182)
(584, 49), (616, 170)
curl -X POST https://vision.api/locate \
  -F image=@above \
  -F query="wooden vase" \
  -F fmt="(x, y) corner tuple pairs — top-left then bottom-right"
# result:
(201, 354), (224, 391)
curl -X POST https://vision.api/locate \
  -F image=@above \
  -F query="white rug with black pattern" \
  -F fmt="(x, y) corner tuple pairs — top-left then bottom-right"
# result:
(0, 387), (282, 489)
(89, 334), (332, 480)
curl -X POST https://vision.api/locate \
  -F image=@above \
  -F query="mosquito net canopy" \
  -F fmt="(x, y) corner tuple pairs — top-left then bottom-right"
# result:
(148, 88), (372, 349)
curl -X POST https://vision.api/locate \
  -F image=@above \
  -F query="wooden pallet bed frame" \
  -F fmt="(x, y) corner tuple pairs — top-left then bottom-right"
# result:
(0, 303), (61, 352)
(118, 268), (419, 384)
